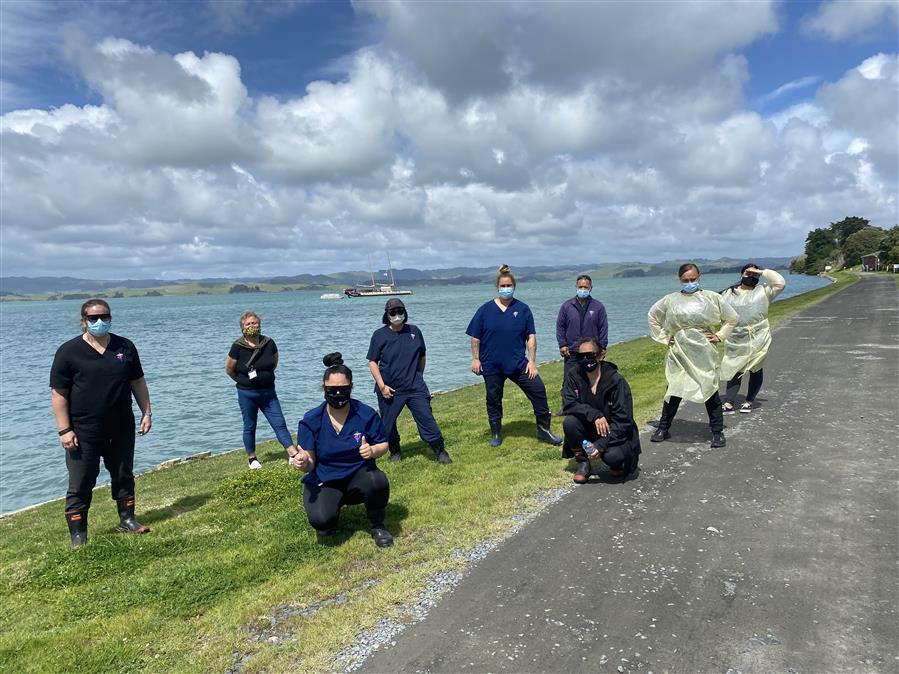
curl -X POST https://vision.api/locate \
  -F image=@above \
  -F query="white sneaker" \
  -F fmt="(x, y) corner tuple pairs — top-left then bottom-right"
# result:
(248, 458), (262, 470)
(739, 402), (753, 414)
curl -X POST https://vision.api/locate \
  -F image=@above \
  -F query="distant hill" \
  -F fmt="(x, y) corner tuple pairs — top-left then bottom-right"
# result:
(0, 257), (792, 298)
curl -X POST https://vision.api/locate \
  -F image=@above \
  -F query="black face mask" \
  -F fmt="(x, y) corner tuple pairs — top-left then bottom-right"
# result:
(580, 357), (599, 373)
(741, 275), (760, 288)
(324, 386), (351, 409)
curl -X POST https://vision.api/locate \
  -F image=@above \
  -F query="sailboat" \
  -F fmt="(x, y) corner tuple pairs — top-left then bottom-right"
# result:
(343, 254), (413, 298)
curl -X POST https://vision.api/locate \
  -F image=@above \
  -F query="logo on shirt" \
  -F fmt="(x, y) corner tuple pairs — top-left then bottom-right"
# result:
(353, 431), (362, 443)
(513, 311), (519, 318)
(410, 333), (416, 340)
(116, 352), (125, 362)
(589, 310), (594, 316)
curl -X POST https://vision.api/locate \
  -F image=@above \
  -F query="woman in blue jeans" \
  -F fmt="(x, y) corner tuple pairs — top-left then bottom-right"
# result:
(225, 311), (298, 469)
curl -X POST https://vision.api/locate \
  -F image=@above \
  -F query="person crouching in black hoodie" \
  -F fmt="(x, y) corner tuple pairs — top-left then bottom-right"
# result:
(562, 338), (641, 483)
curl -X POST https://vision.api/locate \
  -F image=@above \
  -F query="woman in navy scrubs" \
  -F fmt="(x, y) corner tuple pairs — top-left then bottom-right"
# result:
(293, 353), (393, 547)
(367, 298), (451, 464)
(466, 265), (562, 448)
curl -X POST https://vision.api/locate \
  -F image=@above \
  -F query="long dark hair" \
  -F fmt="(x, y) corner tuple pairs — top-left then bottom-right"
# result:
(322, 352), (353, 383)
(722, 262), (758, 294)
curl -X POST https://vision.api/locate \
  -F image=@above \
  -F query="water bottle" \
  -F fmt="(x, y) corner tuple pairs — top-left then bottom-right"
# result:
(582, 439), (600, 460)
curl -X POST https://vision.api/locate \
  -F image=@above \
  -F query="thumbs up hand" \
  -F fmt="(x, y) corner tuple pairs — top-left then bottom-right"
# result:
(359, 435), (374, 459)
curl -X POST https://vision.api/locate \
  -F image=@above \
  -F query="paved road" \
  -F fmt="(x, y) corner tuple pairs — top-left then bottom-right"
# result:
(361, 275), (899, 674)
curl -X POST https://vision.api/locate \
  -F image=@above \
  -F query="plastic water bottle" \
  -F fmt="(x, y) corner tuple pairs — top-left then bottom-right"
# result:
(582, 439), (600, 459)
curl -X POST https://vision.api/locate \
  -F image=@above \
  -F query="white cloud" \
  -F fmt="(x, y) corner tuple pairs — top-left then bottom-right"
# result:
(802, 0), (899, 41)
(0, 12), (896, 279)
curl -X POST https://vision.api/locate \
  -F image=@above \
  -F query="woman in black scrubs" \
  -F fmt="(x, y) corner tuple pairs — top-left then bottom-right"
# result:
(50, 299), (153, 548)
(293, 353), (394, 547)
(562, 338), (641, 483)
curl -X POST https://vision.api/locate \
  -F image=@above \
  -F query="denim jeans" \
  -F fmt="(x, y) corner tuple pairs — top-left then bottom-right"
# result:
(236, 387), (293, 454)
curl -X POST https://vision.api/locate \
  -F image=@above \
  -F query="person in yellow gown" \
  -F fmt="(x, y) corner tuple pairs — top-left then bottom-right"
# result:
(647, 263), (739, 448)
(719, 264), (786, 414)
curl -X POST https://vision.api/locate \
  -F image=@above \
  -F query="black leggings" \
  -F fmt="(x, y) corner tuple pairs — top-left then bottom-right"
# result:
(302, 464), (389, 532)
(658, 393), (724, 433)
(725, 370), (764, 404)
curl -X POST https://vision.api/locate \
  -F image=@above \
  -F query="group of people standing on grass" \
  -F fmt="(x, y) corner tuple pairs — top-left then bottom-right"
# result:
(50, 262), (783, 549)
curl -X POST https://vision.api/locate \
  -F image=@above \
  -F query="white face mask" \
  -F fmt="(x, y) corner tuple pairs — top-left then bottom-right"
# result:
(389, 313), (405, 325)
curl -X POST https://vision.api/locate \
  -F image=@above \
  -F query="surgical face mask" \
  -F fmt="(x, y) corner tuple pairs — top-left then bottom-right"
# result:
(681, 281), (700, 294)
(497, 287), (514, 299)
(576, 289), (591, 299)
(741, 275), (760, 288)
(86, 318), (111, 337)
(388, 313), (405, 325)
(242, 325), (260, 337)
(324, 386), (351, 409)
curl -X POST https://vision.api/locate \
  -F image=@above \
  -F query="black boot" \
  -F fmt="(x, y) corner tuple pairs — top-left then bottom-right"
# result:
(650, 427), (671, 442)
(116, 497), (150, 534)
(367, 508), (394, 548)
(430, 438), (452, 464)
(489, 420), (503, 447)
(388, 435), (402, 462)
(710, 431), (726, 448)
(65, 510), (88, 549)
(535, 416), (562, 445)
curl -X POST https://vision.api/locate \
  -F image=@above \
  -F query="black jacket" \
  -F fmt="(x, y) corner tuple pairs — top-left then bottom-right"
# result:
(562, 361), (641, 458)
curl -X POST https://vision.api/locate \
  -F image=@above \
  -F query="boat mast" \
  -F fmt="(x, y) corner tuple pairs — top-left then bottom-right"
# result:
(387, 252), (396, 286)
(368, 254), (375, 287)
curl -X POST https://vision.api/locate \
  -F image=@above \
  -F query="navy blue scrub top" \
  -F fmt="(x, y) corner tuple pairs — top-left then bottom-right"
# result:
(366, 323), (427, 394)
(466, 299), (536, 376)
(297, 400), (388, 485)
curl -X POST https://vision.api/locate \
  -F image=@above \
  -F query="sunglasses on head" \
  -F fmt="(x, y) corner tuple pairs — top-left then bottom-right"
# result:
(83, 313), (111, 322)
(387, 308), (405, 316)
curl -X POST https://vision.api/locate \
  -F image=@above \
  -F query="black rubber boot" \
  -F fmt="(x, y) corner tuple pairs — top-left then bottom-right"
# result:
(367, 508), (394, 548)
(65, 510), (88, 549)
(489, 420), (503, 447)
(388, 435), (402, 462)
(535, 416), (562, 445)
(710, 431), (726, 448)
(116, 497), (150, 534)
(573, 460), (590, 484)
(431, 438), (452, 464)
(651, 427), (671, 442)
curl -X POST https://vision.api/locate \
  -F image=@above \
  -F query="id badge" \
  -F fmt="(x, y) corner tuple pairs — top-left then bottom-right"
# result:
(248, 368), (258, 380)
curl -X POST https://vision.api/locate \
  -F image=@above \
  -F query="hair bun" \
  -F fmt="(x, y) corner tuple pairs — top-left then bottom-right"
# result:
(498, 264), (511, 274)
(323, 352), (344, 367)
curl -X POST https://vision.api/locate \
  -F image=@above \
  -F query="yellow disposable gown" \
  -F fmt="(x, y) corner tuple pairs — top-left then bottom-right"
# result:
(720, 269), (785, 381)
(648, 290), (739, 403)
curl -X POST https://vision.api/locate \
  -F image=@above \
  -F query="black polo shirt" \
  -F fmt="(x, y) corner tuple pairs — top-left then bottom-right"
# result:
(366, 323), (426, 394)
(228, 338), (279, 390)
(50, 333), (144, 431)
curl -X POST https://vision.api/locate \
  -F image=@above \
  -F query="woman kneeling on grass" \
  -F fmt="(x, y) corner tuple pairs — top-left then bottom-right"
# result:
(292, 353), (393, 548)
(561, 338), (641, 483)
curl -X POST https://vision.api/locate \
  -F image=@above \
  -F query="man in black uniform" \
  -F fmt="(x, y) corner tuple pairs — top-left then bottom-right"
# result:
(50, 299), (153, 548)
(367, 298), (451, 464)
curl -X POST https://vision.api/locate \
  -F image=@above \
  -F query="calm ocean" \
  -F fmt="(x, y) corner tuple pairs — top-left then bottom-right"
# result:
(0, 272), (827, 513)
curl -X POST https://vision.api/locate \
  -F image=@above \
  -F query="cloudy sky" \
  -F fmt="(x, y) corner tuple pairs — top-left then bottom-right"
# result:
(1, 0), (896, 279)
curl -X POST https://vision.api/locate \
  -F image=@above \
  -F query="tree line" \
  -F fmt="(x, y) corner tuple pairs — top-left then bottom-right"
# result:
(791, 216), (899, 274)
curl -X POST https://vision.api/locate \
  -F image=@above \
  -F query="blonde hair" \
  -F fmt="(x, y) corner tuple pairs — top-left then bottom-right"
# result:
(496, 264), (516, 288)
(239, 311), (260, 328)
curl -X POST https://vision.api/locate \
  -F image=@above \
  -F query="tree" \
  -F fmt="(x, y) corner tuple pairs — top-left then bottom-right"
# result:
(803, 227), (838, 273)
(880, 225), (899, 266)
(831, 216), (869, 247)
(789, 255), (806, 273)
(842, 226), (886, 267)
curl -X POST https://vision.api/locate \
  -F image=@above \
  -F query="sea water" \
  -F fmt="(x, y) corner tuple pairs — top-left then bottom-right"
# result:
(0, 273), (827, 513)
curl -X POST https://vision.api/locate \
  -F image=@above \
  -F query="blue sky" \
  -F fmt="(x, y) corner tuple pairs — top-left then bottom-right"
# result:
(1, 0), (896, 278)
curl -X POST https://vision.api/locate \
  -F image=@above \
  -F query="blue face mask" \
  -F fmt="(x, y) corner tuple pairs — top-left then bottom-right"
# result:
(86, 318), (111, 336)
(681, 281), (700, 294)
(497, 287), (514, 299)
(576, 289), (590, 299)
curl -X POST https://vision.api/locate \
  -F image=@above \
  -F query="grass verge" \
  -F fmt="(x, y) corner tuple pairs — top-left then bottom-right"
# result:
(0, 271), (857, 673)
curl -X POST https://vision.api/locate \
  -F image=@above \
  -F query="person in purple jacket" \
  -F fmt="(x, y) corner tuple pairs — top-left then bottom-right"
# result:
(555, 275), (608, 450)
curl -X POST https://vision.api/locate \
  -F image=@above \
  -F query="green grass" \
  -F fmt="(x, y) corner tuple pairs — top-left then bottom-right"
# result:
(0, 271), (857, 673)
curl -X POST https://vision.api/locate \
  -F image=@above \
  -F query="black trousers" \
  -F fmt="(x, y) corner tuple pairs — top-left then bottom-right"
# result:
(303, 464), (390, 532)
(65, 419), (136, 513)
(562, 415), (634, 472)
(559, 356), (579, 400)
(725, 369), (764, 403)
(377, 388), (443, 449)
(658, 393), (724, 433)
(484, 370), (550, 424)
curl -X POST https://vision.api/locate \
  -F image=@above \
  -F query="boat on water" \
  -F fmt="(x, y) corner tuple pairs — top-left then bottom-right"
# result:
(343, 254), (413, 298)
(319, 293), (342, 300)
